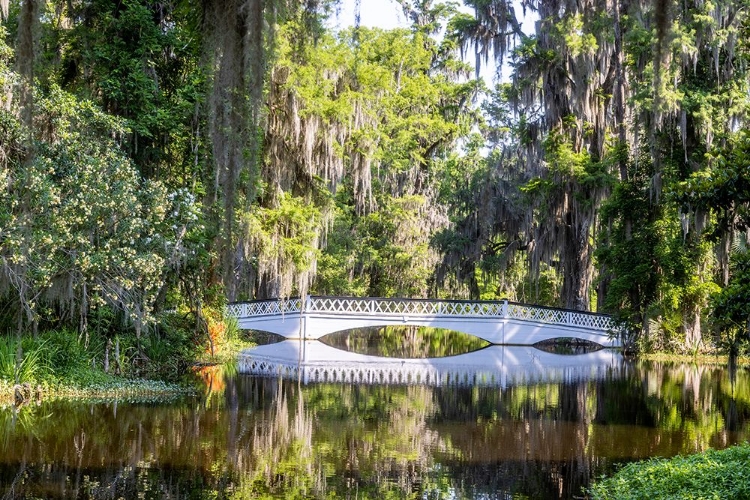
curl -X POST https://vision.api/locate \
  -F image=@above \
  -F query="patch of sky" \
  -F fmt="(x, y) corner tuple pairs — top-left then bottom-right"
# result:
(330, 0), (538, 86)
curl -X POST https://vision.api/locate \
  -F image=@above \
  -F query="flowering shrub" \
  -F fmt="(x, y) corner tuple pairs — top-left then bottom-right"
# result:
(0, 86), (201, 336)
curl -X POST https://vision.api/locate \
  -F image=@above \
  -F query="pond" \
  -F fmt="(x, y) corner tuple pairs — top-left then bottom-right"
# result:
(1, 331), (749, 499)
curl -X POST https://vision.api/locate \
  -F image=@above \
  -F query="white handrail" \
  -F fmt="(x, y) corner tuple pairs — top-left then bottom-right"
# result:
(227, 298), (302, 317)
(228, 296), (616, 332)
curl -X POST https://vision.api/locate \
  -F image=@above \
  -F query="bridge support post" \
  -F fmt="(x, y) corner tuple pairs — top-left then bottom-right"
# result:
(502, 299), (508, 344)
(302, 295), (311, 339)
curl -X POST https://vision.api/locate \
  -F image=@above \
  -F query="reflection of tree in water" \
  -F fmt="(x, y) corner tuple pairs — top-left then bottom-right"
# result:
(242, 378), (605, 498)
(243, 379), (320, 495)
(534, 338), (603, 355)
(431, 383), (594, 498)
(260, 381), (442, 496)
(2, 362), (750, 498)
(322, 325), (489, 358)
(221, 377), (444, 497)
(638, 361), (750, 451)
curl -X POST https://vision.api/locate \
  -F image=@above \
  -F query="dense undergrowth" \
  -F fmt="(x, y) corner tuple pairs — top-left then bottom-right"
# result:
(588, 443), (750, 499)
(0, 309), (250, 406)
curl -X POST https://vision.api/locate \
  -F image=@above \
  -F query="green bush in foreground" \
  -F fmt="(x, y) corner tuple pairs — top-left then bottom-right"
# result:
(588, 443), (750, 499)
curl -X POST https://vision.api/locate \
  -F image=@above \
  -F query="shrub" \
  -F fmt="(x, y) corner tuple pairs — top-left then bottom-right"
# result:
(44, 329), (102, 378)
(588, 443), (750, 499)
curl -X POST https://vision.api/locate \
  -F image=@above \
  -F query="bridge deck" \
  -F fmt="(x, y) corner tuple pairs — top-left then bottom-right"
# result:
(227, 296), (621, 347)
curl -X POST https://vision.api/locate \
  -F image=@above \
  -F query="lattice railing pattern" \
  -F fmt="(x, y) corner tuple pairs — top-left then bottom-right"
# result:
(306, 296), (506, 317)
(504, 304), (614, 330)
(238, 355), (618, 388)
(226, 298), (302, 319)
(228, 296), (616, 331)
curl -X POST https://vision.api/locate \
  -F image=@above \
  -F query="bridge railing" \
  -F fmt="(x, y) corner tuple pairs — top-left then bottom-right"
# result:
(229, 296), (616, 332)
(306, 296), (506, 317)
(505, 303), (615, 331)
(226, 297), (302, 319)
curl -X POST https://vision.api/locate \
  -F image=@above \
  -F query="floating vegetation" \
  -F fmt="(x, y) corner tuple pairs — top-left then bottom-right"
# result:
(0, 379), (195, 409)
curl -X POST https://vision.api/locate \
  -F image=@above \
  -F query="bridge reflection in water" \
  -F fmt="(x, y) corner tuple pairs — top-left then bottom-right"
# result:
(238, 341), (622, 388)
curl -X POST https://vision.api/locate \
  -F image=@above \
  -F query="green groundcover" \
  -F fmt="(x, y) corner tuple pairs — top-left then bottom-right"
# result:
(588, 443), (750, 499)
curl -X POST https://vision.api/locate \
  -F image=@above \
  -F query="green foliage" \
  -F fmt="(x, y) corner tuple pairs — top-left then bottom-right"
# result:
(597, 149), (719, 353)
(0, 336), (52, 384)
(674, 134), (750, 240)
(597, 167), (669, 346)
(0, 323), (209, 387)
(244, 192), (323, 297)
(588, 443), (750, 499)
(287, 21), (479, 298)
(1, 85), (201, 334)
(556, 14), (598, 57)
(49, 0), (206, 174)
(3, 0), (750, 363)
(43, 329), (98, 378)
(0, 330), (105, 386)
(313, 204), (370, 296)
(712, 249), (750, 356)
(319, 194), (438, 297)
(132, 327), (193, 379)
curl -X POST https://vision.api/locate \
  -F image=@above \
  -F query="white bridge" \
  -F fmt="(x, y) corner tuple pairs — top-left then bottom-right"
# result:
(227, 296), (621, 347)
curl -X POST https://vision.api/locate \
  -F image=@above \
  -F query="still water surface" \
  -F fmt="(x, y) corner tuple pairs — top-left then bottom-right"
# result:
(1, 331), (749, 499)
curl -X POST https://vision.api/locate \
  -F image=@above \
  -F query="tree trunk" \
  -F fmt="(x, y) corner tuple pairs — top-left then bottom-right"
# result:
(613, 0), (628, 181)
(17, 0), (38, 129)
(562, 212), (593, 311)
(683, 305), (701, 352)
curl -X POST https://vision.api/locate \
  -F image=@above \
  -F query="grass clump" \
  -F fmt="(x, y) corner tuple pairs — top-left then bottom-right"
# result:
(588, 443), (750, 499)
(0, 337), (52, 384)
